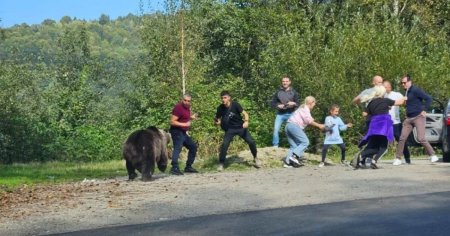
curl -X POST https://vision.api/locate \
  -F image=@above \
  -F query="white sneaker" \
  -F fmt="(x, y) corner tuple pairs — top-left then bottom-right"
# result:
(430, 155), (439, 163)
(283, 159), (293, 168)
(318, 162), (325, 168)
(217, 163), (224, 171)
(289, 155), (300, 164)
(393, 158), (402, 166)
(288, 156), (303, 168)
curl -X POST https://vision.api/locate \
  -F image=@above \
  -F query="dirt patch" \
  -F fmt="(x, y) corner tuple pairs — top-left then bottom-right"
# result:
(1, 147), (450, 236)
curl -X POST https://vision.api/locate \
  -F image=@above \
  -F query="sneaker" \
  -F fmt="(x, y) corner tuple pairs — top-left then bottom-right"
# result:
(370, 159), (378, 169)
(283, 159), (293, 168)
(318, 162), (325, 168)
(170, 167), (184, 175)
(217, 163), (224, 171)
(184, 166), (199, 173)
(341, 160), (349, 165)
(254, 157), (262, 168)
(392, 158), (402, 166)
(430, 155), (439, 163)
(273, 145), (279, 148)
(288, 155), (303, 168)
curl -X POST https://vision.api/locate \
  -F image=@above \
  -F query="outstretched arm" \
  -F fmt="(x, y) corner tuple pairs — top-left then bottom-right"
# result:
(242, 110), (250, 128)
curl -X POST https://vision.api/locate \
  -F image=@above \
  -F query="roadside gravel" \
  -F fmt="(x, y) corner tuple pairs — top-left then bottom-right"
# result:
(1, 147), (450, 236)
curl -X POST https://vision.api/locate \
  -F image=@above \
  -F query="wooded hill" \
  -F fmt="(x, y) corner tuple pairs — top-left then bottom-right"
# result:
(1, 0), (449, 163)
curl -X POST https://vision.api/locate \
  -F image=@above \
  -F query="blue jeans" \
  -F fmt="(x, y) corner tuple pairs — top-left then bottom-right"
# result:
(284, 123), (309, 162)
(273, 113), (292, 146)
(169, 128), (197, 168)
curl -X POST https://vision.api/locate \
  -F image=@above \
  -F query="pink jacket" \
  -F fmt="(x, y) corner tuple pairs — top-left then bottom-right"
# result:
(287, 106), (314, 129)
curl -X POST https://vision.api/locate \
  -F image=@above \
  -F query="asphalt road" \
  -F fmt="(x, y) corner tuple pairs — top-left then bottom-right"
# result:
(53, 190), (450, 236)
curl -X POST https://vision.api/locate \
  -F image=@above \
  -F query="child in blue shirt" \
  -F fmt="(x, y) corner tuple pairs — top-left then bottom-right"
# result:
(320, 104), (353, 167)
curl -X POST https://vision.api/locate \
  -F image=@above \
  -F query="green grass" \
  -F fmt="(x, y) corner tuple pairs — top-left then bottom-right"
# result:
(1, 144), (436, 193)
(0, 160), (127, 192)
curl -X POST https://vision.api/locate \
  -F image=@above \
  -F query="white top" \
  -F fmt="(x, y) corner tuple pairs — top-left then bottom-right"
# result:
(384, 91), (403, 124)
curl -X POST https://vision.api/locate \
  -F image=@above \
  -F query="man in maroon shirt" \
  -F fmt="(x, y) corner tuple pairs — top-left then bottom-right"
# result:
(169, 94), (198, 175)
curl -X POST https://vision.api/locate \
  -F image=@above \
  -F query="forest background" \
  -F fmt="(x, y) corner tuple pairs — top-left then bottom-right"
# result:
(1, 0), (449, 164)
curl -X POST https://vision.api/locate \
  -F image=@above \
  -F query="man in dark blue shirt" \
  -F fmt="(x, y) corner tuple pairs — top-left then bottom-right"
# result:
(393, 75), (439, 165)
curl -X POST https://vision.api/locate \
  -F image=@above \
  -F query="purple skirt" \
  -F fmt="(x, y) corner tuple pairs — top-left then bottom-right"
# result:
(360, 114), (394, 146)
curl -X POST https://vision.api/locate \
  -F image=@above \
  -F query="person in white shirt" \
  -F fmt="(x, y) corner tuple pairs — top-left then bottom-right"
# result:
(383, 81), (410, 164)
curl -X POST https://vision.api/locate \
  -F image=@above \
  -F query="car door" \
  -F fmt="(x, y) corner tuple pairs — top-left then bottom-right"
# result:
(412, 98), (444, 144)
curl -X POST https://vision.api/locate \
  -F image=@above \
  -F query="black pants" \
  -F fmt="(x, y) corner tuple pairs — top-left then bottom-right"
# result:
(361, 135), (388, 162)
(219, 128), (257, 163)
(322, 143), (346, 162)
(393, 123), (411, 163)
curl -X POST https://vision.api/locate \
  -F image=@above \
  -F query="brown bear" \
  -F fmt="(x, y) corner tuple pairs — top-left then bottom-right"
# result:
(122, 126), (169, 181)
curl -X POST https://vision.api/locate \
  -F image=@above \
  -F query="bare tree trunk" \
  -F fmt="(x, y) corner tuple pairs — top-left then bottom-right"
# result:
(393, 0), (399, 16)
(180, 7), (186, 95)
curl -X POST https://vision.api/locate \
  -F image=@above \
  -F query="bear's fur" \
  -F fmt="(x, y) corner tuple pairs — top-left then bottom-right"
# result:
(122, 126), (169, 181)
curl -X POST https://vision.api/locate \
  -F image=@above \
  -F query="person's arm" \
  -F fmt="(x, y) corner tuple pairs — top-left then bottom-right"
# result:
(270, 91), (281, 109)
(242, 110), (249, 128)
(170, 115), (190, 128)
(293, 91), (300, 107)
(421, 90), (432, 112)
(393, 98), (405, 106)
(310, 121), (325, 130)
(338, 117), (348, 131)
(286, 90), (299, 108)
(352, 95), (361, 104)
(214, 107), (221, 125)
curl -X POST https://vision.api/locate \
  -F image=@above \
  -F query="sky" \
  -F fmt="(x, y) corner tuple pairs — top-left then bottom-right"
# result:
(0, 0), (165, 28)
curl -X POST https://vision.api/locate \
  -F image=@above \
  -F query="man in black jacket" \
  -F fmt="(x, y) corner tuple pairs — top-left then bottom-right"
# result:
(271, 77), (299, 148)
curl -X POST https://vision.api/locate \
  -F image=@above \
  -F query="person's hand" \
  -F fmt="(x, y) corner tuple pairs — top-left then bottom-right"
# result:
(185, 121), (191, 127)
(286, 101), (296, 107)
(243, 121), (249, 128)
(362, 111), (368, 117)
(214, 118), (220, 125)
(420, 111), (427, 117)
(318, 124), (325, 130)
(277, 104), (285, 109)
(347, 123), (353, 128)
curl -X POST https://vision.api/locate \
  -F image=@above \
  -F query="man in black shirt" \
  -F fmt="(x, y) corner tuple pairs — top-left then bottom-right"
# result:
(214, 91), (260, 171)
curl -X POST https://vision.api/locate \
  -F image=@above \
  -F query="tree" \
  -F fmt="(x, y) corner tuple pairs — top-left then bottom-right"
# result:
(99, 14), (111, 25)
(60, 16), (72, 24)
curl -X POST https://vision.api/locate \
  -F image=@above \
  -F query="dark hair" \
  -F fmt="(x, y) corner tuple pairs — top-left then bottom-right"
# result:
(329, 104), (339, 112)
(404, 74), (412, 81)
(220, 90), (231, 97)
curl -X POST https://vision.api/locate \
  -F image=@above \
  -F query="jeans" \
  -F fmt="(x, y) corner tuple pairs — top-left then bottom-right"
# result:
(393, 123), (410, 163)
(219, 128), (257, 163)
(272, 113), (292, 146)
(285, 123), (309, 162)
(396, 115), (435, 158)
(170, 128), (197, 168)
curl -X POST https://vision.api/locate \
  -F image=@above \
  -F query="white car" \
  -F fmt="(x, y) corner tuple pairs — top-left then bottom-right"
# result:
(407, 98), (450, 162)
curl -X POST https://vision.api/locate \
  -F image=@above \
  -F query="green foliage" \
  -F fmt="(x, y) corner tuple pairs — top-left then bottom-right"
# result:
(1, 1), (450, 165)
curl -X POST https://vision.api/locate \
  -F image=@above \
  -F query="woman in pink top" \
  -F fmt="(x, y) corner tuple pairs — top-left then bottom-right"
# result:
(283, 96), (325, 168)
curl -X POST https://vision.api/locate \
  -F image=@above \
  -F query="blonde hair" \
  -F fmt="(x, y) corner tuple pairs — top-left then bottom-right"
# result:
(360, 85), (386, 103)
(301, 96), (316, 108)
